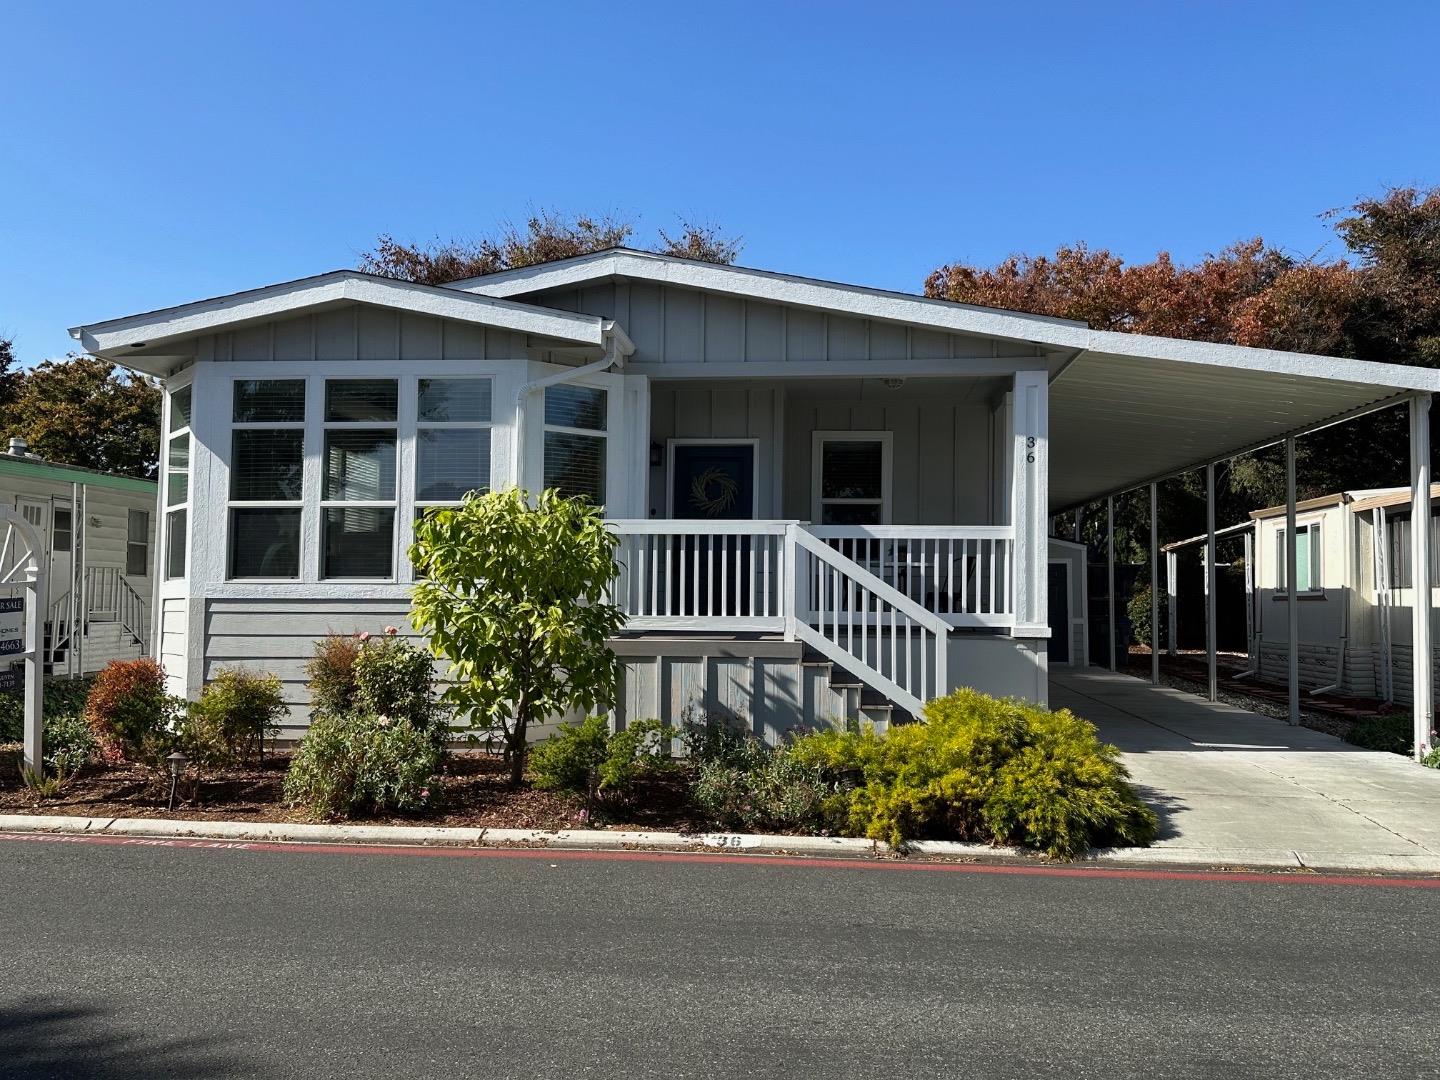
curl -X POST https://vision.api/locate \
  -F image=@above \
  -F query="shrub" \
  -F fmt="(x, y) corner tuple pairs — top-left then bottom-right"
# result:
(530, 716), (674, 800)
(790, 688), (1158, 858)
(283, 713), (442, 819)
(679, 712), (753, 766)
(1127, 583), (1167, 647)
(353, 633), (437, 731)
(44, 712), (98, 776)
(184, 668), (287, 767)
(1345, 714), (1412, 756)
(305, 634), (363, 717)
(85, 658), (183, 763)
(1422, 745), (1440, 769)
(691, 740), (834, 833)
(0, 676), (94, 743)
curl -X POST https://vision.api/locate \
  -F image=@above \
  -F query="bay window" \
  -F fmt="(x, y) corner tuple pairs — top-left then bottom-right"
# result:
(165, 384), (192, 580)
(543, 384), (607, 505)
(229, 379), (305, 579)
(322, 379), (397, 579)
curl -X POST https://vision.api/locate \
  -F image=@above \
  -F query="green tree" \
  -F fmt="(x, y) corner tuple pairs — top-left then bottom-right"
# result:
(2, 355), (161, 478)
(409, 488), (625, 786)
(0, 338), (22, 416)
(360, 209), (741, 285)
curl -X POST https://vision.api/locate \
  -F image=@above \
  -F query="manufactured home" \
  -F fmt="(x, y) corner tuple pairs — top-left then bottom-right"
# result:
(0, 441), (155, 675)
(66, 249), (1440, 740)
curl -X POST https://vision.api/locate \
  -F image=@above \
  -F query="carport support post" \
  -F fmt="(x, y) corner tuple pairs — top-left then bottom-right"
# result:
(1106, 496), (1116, 671)
(1165, 550), (1178, 656)
(1286, 436), (1300, 726)
(1150, 483), (1159, 685)
(1205, 463), (1217, 702)
(1410, 394), (1433, 759)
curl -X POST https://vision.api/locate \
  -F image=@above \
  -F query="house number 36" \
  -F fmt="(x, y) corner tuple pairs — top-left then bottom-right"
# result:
(1026, 436), (1036, 464)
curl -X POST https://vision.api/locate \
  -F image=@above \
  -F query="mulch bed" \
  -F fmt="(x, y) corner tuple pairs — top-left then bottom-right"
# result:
(0, 748), (710, 832)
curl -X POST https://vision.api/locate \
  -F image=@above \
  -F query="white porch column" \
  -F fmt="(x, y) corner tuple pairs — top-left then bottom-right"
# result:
(1286, 436), (1300, 725)
(1411, 395), (1433, 758)
(1205, 463), (1217, 702)
(22, 554), (46, 775)
(1150, 483), (1159, 685)
(1165, 549), (1178, 656)
(1106, 496), (1116, 671)
(1010, 370), (1049, 637)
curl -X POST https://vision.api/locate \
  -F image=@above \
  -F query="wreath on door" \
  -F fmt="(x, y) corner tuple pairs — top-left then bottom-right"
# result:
(689, 466), (738, 517)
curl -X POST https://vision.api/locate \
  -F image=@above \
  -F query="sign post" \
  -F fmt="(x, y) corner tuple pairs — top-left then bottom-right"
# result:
(0, 509), (47, 773)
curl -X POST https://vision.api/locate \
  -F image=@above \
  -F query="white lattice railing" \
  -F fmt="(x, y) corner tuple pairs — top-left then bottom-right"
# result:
(807, 525), (1014, 628)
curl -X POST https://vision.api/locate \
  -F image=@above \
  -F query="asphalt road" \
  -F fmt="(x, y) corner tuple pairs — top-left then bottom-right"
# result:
(2, 838), (1437, 1080)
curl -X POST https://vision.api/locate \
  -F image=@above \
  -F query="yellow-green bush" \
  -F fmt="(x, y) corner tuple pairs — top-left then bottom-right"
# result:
(789, 689), (1157, 858)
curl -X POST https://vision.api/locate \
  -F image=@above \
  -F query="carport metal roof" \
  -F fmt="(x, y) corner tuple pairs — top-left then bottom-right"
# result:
(1047, 341), (1440, 513)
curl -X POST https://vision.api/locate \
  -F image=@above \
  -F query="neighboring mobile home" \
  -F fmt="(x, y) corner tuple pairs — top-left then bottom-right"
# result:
(0, 440), (155, 676)
(1248, 484), (1440, 704)
(66, 249), (1440, 738)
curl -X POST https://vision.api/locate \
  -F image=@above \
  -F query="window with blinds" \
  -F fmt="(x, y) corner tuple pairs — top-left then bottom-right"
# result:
(229, 379), (305, 579)
(416, 377), (492, 502)
(165, 384), (193, 580)
(815, 435), (889, 525)
(1385, 511), (1440, 590)
(543, 384), (607, 505)
(321, 379), (398, 579)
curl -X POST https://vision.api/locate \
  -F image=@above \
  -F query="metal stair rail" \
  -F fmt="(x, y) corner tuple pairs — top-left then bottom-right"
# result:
(785, 524), (950, 716)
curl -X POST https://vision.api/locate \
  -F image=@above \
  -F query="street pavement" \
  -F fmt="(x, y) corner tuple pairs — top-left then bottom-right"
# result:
(2, 836), (1437, 1079)
(1053, 669), (1440, 870)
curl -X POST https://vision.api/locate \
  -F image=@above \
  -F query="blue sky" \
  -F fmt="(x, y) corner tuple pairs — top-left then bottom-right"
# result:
(2, 1), (1437, 366)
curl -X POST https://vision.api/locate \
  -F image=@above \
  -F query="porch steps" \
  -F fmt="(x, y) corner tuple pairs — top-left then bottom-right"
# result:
(802, 650), (902, 733)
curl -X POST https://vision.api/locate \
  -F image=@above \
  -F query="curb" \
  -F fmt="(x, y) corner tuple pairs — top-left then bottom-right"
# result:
(3, 814), (1436, 874)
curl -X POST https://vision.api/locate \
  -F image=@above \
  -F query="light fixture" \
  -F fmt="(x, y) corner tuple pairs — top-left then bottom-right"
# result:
(882, 377), (906, 390)
(166, 750), (189, 811)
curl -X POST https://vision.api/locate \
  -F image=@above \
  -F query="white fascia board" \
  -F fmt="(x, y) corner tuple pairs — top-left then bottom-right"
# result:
(456, 249), (1440, 395)
(69, 270), (606, 356)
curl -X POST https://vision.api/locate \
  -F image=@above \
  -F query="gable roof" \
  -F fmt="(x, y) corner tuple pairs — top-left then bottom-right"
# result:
(70, 270), (610, 377)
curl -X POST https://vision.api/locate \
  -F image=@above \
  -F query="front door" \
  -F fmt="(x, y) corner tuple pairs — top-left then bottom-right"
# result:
(668, 442), (757, 616)
(11, 496), (71, 587)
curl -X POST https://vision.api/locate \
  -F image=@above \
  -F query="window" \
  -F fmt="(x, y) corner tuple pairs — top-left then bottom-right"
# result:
(229, 379), (305, 579)
(1385, 511), (1440, 590)
(164, 385), (193, 580)
(1275, 522), (1321, 595)
(322, 379), (397, 579)
(52, 507), (72, 554)
(416, 378), (492, 502)
(126, 509), (149, 577)
(543, 384), (607, 505)
(813, 432), (891, 525)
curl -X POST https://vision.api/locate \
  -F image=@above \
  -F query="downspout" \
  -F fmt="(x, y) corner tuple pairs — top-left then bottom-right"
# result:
(511, 321), (633, 493)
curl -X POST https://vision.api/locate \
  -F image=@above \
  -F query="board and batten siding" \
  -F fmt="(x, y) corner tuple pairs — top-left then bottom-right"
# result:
(524, 281), (1040, 367)
(190, 306), (538, 364)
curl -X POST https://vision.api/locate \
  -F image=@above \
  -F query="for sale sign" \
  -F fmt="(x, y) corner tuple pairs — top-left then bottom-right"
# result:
(0, 596), (24, 656)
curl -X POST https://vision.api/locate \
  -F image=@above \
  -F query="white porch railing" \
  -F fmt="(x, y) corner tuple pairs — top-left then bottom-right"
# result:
(609, 521), (1005, 714)
(807, 525), (1014, 628)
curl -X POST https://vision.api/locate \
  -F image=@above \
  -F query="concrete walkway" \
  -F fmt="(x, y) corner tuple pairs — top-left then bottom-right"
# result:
(1053, 669), (1440, 871)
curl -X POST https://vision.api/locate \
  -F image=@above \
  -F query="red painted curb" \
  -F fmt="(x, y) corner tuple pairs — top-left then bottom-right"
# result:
(3, 831), (1438, 888)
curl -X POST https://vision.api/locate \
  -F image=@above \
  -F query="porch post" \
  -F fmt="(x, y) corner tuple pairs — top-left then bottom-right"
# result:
(1205, 462), (1217, 702)
(1165, 549), (1178, 656)
(1106, 495), (1116, 671)
(1410, 395), (1433, 759)
(1150, 483), (1159, 686)
(22, 553), (46, 775)
(1286, 436), (1300, 725)
(1010, 370), (1049, 638)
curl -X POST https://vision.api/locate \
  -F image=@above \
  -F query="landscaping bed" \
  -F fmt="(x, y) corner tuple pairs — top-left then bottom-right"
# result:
(0, 747), (706, 832)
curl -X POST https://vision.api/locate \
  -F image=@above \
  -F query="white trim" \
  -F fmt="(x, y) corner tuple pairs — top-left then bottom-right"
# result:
(811, 431), (893, 525)
(70, 271), (606, 372)
(453, 249), (1440, 394)
(664, 439), (761, 519)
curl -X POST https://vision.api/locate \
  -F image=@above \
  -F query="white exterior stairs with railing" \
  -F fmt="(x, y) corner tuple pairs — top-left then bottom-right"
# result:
(42, 566), (150, 676)
(609, 520), (1015, 729)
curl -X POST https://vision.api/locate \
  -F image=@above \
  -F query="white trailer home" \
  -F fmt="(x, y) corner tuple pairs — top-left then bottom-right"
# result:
(66, 248), (1440, 753)
(0, 441), (156, 675)
(1248, 484), (1440, 705)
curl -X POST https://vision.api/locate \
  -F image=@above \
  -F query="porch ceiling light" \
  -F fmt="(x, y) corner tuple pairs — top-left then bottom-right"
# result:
(882, 378), (905, 390)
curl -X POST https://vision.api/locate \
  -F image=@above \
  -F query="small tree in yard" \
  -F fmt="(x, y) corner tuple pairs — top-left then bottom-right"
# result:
(409, 488), (625, 785)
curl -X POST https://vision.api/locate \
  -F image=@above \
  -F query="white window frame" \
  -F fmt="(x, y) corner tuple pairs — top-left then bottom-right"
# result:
(811, 430), (893, 525)
(163, 377), (195, 583)
(542, 381), (610, 508)
(320, 378), (400, 582)
(227, 377), (308, 582)
(1275, 519), (1322, 597)
(126, 509), (150, 578)
(411, 375), (495, 577)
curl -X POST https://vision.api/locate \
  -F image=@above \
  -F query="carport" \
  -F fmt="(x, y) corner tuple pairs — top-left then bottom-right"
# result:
(1045, 335), (1440, 760)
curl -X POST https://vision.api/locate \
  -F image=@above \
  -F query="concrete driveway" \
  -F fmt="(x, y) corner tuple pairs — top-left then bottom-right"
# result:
(1051, 670), (1440, 872)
